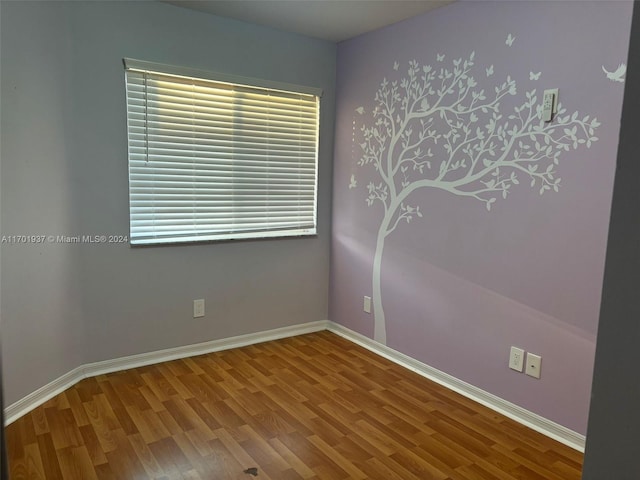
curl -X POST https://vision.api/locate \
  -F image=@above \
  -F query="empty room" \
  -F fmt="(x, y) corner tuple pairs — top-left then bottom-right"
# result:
(1, 0), (639, 478)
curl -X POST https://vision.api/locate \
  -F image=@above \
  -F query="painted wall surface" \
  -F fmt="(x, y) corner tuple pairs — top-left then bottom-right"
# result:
(331, 1), (632, 434)
(0, 1), (335, 405)
(1, 2), (86, 406)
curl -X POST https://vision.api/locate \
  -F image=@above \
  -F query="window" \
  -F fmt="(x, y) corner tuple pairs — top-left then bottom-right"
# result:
(124, 59), (320, 245)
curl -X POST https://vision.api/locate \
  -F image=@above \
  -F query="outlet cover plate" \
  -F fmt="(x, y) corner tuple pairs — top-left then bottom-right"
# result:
(193, 299), (205, 318)
(525, 353), (542, 379)
(363, 296), (372, 314)
(509, 346), (525, 372)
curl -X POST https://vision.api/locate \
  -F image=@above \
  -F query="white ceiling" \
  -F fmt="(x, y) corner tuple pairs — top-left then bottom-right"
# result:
(165, 0), (454, 43)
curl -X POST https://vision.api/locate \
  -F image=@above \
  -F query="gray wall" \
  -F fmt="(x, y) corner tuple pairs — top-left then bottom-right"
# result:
(582, 2), (640, 478)
(1, 2), (86, 406)
(0, 1), (335, 406)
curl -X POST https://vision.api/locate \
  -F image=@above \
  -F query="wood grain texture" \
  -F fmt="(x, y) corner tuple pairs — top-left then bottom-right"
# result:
(6, 331), (583, 479)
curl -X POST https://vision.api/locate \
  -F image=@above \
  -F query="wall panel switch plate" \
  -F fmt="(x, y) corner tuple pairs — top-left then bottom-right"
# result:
(542, 88), (558, 122)
(525, 352), (542, 379)
(363, 296), (372, 314)
(193, 299), (205, 318)
(509, 346), (525, 372)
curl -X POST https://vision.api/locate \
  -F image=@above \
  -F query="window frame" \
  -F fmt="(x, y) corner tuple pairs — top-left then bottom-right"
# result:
(124, 58), (322, 246)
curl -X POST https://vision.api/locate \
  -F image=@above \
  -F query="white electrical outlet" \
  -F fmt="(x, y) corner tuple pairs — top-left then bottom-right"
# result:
(525, 353), (542, 379)
(363, 296), (372, 314)
(193, 299), (205, 318)
(509, 346), (525, 372)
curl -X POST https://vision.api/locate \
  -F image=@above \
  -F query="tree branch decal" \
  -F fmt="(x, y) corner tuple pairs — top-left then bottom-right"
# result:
(352, 51), (599, 344)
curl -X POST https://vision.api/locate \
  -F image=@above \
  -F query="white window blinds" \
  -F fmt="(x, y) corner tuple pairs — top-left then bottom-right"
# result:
(124, 59), (320, 245)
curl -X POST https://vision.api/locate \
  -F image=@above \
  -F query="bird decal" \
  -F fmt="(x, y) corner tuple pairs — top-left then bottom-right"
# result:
(602, 63), (626, 83)
(486, 65), (494, 77)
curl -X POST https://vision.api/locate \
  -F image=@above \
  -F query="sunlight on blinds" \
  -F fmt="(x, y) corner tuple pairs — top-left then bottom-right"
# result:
(125, 60), (319, 245)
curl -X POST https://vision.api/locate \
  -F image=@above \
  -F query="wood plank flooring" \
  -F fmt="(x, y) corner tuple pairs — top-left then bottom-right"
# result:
(6, 331), (583, 479)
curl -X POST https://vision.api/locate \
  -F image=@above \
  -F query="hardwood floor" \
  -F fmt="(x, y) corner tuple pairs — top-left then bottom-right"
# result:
(6, 331), (583, 479)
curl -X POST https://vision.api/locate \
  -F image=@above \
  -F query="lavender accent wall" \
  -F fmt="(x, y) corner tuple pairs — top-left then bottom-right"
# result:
(331, 1), (632, 434)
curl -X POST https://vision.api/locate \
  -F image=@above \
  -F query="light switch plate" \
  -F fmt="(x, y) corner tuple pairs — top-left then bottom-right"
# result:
(542, 88), (558, 122)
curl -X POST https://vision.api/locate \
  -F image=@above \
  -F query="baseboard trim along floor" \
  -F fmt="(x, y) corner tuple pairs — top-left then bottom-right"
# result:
(4, 320), (328, 425)
(326, 322), (586, 452)
(4, 319), (585, 451)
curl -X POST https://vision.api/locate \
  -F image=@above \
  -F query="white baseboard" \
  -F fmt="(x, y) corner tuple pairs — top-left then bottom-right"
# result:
(326, 321), (585, 452)
(4, 320), (329, 425)
(5, 318), (585, 452)
(4, 365), (86, 426)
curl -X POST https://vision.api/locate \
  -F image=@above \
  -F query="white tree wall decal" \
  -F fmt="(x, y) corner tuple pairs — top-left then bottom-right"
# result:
(353, 51), (600, 345)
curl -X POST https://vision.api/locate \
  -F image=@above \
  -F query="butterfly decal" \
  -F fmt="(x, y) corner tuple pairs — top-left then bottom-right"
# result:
(393, 61), (399, 71)
(506, 34), (515, 47)
(529, 71), (541, 81)
(486, 65), (494, 77)
(437, 53), (445, 61)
